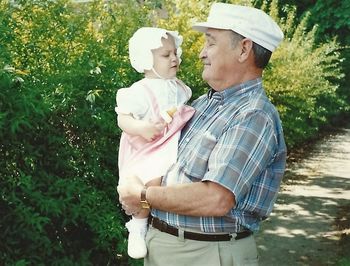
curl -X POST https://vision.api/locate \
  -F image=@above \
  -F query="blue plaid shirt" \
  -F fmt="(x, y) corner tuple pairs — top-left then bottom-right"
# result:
(152, 78), (287, 233)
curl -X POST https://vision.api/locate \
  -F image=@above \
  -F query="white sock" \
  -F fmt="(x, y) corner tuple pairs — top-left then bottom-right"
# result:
(131, 217), (148, 225)
(126, 217), (148, 233)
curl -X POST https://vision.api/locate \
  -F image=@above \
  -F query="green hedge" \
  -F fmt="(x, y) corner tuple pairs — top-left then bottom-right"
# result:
(0, 0), (348, 265)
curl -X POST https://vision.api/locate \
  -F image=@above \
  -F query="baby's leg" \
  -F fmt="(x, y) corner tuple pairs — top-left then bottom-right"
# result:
(126, 215), (148, 259)
(145, 177), (162, 187)
(126, 177), (161, 259)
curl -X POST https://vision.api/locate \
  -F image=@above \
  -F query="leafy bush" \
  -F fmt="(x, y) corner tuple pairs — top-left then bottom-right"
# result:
(262, 1), (346, 147)
(1, 0), (149, 264)
(0, 0), (348, 265)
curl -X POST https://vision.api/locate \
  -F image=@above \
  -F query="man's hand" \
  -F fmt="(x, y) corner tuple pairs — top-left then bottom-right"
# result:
(117, 175), (144, 215)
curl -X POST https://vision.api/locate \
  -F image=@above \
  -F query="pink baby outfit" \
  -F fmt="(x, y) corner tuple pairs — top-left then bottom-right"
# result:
(116, 78), (195, 185)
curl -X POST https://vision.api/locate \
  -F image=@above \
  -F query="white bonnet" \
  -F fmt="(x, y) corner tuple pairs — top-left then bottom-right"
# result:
(129, 27), (183, 73)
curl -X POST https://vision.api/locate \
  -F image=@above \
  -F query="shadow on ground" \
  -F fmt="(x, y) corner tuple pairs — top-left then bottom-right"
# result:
(255, 126), (350, 266)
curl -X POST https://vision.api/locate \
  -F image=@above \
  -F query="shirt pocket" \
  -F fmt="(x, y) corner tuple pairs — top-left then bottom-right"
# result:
(182, 132), (217, 181)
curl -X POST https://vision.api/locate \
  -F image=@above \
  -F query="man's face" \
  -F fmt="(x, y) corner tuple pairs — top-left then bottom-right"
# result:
(151, 34), (179, 79)
(199, 29), (240, 90)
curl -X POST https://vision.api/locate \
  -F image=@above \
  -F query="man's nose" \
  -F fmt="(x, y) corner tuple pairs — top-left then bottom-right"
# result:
(199, 48), (206, 59)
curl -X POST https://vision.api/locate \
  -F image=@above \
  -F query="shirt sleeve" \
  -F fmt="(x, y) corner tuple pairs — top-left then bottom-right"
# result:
(115, 83), (149, 119)
(203, 110), (277, 202)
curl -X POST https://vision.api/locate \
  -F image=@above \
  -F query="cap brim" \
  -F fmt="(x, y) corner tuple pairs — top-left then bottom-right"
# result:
(192, 22), (232, 32)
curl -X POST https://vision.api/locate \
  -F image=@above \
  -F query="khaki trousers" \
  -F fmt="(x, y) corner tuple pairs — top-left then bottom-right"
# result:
(144, 227), (259, 266)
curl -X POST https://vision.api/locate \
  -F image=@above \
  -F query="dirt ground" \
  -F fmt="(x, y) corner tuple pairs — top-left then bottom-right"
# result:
(255, 126), (350, 266)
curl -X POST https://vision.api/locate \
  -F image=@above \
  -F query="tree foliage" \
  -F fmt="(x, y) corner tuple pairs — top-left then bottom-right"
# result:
(254, 0), (350, 103)
(1, 0), (148, 264)
(261, 0), (346, 146)
(0, 0), (348, 265)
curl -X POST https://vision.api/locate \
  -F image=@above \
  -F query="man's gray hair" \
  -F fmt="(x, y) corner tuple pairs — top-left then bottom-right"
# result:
(230, 31), (272, 69)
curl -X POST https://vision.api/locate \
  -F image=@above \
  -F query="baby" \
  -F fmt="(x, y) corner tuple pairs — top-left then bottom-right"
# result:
(115, 27), (195, 259)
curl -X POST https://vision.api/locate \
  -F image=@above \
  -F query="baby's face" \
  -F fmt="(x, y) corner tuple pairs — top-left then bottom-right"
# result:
(151, 34), (179, 79)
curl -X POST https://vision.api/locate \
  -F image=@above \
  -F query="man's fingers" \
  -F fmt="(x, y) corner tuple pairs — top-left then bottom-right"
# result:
(125, 210), (132, 216)
(117, 179), (143, 215)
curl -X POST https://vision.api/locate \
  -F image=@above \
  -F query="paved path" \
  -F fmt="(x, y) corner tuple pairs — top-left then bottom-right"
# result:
(256, 125), (350, 266)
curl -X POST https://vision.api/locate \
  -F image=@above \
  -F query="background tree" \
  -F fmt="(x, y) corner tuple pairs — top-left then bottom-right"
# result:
(0, 0), (348, 265)
(254, 0), (350, 113)
(1, 0), (148, 264)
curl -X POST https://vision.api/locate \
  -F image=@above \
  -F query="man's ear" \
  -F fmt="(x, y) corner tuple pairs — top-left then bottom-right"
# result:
(238, 38), (253, 63)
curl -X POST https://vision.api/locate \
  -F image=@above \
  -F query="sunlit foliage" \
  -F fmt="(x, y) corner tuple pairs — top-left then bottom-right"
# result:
(0, 0), (348, 265)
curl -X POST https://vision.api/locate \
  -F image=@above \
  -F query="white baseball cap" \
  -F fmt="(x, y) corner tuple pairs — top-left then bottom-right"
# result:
(129, 27), (183, 73)
(192, 3), (284, 52)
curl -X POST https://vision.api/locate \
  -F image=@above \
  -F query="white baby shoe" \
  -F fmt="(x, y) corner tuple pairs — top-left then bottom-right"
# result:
(126, 218), (148, 259)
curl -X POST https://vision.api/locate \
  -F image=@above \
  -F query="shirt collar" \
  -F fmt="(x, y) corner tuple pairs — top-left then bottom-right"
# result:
(207, 78), (263, 102)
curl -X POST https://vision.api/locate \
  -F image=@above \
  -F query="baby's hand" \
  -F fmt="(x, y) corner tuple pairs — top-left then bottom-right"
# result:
(140, 120), (166, 142)
(160, 107), (177, 123)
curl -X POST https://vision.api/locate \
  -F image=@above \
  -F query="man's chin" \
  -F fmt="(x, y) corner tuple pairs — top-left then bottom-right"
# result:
(202, 69), (211, 82)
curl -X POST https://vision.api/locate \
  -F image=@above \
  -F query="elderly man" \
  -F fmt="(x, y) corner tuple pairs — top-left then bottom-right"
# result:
(118, 3), (287, 265)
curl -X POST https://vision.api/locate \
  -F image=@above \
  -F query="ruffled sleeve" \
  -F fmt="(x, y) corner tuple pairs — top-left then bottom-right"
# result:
(115, 81), (149, 119)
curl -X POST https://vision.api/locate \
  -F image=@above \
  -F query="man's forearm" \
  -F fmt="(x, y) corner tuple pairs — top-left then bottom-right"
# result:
(146, 181), (235, 217)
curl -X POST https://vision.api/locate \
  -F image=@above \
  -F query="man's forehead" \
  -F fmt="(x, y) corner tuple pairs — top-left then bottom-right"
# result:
(205, 29), (230, 40)
(205, 30), (218, 41)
